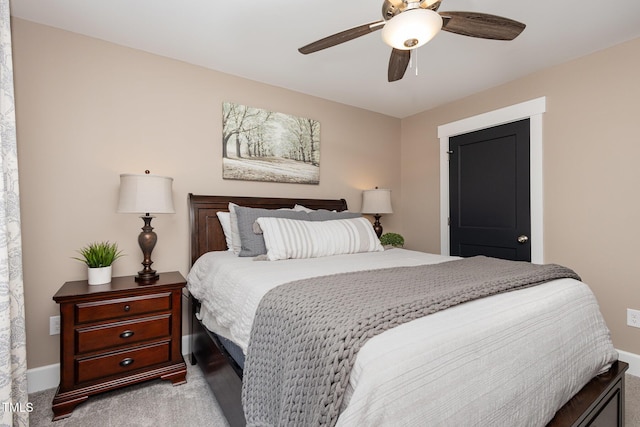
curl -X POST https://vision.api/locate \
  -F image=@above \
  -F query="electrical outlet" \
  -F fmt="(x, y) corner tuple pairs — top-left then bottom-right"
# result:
(627, 309), (640, 329)
(49, 315), (60, 335)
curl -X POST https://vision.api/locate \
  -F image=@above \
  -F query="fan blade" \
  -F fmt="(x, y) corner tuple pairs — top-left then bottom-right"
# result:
(299, 21), (385, 54)
(440, 12), (525, 40)
(388, 49), (410, 82)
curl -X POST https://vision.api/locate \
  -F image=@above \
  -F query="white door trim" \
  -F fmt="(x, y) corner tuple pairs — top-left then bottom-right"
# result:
(437, 97), (546, 263)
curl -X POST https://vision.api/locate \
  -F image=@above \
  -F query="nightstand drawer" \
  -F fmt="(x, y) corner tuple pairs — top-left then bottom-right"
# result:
(75, 314), (171, 354)
(75, 292), (171, 323)
(76, 341), (171, 383)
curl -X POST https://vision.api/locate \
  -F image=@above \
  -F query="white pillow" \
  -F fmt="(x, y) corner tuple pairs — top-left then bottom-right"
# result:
(228, 203), (242, 254)
(255, 216), (383, 261)
(293, 204), (313, 212)
(293, 204), (342, 213)
(216, 211), (233, 251)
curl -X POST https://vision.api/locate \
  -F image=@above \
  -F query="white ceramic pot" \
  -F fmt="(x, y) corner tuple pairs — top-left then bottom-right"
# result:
(88, 266), (112, 285)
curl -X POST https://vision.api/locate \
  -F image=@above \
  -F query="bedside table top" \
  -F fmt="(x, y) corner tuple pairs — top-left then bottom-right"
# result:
(53, 271), (186, 302)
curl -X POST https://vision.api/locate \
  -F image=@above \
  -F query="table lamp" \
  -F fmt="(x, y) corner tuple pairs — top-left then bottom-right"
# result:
(117, 171), (175, 283)
(361, 188), (393, 238)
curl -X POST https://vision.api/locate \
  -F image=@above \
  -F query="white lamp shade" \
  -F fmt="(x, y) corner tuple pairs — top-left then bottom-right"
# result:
(117, 174), (175, 214)
(361, 188), (393, 214)
(381, 9), (442, 50)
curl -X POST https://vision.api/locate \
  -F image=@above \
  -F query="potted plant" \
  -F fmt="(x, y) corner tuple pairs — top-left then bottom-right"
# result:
(73, 241), (124, 285)
(379, 232), (405, 248)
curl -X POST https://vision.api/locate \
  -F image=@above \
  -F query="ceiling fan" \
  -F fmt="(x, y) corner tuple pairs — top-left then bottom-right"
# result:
(298, 0), (526, 82)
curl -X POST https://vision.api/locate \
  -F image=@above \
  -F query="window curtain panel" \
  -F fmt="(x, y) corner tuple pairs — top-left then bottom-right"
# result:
(0, 0), (29, 425)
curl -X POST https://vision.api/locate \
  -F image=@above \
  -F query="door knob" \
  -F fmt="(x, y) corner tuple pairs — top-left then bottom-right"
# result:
(517, 235), (529, 244)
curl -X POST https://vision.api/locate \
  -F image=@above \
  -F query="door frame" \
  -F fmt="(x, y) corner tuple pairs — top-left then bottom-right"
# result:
(437, 97), (546, 263)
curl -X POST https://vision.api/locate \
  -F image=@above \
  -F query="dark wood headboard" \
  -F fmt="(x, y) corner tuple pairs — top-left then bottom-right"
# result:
(188, 194), (349, 266)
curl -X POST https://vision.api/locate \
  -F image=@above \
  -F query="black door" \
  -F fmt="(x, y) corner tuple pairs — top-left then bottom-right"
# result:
(449, 119), (531, 261)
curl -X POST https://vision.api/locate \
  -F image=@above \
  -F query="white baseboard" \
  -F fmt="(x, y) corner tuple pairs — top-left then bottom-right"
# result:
(26, 338), (639, 394)
(27, 334), (192, 394)
(617, 349), (640, 377)
(27, 362), (60, 394)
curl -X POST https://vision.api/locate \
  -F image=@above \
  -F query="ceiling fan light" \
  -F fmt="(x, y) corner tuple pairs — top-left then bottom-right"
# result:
(381, 9), (442, 50)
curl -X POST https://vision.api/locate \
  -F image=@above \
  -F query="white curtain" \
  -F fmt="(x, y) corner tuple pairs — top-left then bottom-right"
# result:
(0, 0), (29, 426)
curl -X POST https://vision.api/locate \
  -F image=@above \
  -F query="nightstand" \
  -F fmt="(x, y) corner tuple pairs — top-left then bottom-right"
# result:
(51, 271), (187, 420)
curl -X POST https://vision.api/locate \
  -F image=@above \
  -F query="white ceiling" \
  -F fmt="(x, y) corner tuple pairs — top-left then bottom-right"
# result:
(9, 0), (640, 118)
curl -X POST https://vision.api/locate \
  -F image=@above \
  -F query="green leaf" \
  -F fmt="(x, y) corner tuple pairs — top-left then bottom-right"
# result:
(379, 232), (404, 247)
(72, 241), (124, 268)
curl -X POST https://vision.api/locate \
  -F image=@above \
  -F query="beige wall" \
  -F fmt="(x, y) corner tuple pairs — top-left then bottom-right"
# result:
(12, 16), (640, 369)
(11, 19), (402, 369)
(400, 37), (640, 355)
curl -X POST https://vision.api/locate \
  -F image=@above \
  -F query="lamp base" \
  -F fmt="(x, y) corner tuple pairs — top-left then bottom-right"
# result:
(136, 215), (159, 285)
(373, 214), (383, 238)
(135, 271), (159, 284)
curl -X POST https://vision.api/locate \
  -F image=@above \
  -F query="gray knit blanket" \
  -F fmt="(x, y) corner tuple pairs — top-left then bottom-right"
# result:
(241, 256), (580, 427)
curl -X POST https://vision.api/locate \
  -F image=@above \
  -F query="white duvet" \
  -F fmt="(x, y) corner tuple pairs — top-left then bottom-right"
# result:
(187, 249), (618, 426)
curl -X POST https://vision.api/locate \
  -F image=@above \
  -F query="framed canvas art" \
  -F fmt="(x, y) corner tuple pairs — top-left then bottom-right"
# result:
(222, 102), (320, 184)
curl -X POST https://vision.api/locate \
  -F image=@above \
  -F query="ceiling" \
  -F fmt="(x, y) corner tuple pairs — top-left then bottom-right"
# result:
(9, 0), (640, 118)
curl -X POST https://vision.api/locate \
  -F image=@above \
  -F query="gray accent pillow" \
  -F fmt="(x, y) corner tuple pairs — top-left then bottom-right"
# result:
(235, 207), (309, 257)
(308, 210), (361, 221)
(235, 206), (362, 257)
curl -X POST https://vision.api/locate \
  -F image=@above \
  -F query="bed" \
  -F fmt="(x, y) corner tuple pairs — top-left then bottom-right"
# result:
(186, 193), (628, 427)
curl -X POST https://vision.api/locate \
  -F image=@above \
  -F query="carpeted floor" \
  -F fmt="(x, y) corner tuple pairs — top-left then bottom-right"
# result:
(627, 372), (640, 427)
(28, 358), (229, 427)
(28, 359), (640, 426)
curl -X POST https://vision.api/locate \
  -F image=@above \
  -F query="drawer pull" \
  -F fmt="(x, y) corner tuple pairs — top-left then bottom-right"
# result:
(119, 358), (134, 367)
(123, 305), (131, 312)
(119, 330), (135, 339)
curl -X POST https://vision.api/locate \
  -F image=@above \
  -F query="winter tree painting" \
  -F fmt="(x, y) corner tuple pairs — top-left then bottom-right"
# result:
(222, 102), (320, 184)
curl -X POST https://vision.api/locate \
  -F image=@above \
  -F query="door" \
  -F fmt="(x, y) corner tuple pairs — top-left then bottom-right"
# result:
(449, 119), (531, 261)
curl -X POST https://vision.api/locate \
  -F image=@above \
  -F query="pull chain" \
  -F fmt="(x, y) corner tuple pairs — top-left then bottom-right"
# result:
(408, 49), (419, 77)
